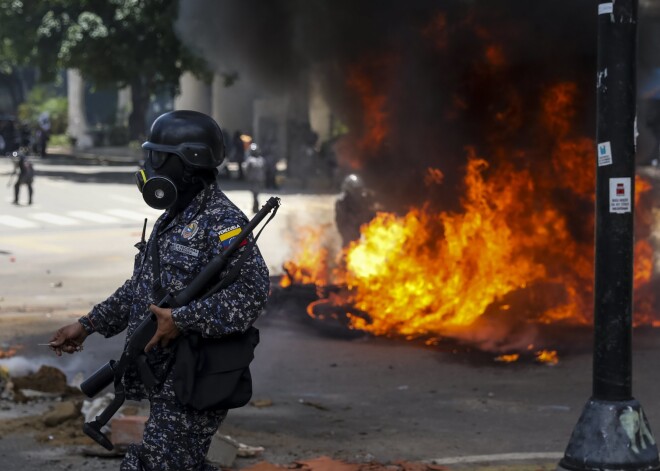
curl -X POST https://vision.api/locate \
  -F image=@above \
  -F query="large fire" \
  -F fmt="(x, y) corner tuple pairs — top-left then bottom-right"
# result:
(279, 11), (657, 358)
(281, 164), (655, 356)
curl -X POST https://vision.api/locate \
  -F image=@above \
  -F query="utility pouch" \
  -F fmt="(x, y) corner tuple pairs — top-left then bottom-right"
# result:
(171, 326), (259, 411)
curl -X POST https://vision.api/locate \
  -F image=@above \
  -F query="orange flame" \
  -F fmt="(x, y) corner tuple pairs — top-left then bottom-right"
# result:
(0, 345), (21, 359)
(495, 353), (520, 363)
(424, 167), (445, 186)
(535, 350), (559, 365)
(281, 225), (334, 288)
(346, 64), (391, 155)
(485, 44), (506, 68)
(341, 149), (598, 337)
(279, 25), (658, 353)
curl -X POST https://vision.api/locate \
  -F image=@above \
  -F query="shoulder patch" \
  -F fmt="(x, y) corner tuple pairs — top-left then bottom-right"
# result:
(218, 225), (248, 250)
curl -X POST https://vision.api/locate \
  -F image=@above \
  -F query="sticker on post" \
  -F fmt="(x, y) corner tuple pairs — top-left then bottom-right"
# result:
(598, 141), (613, 166)
(598, 3), (613, 15)
(609, 178), (632, 214)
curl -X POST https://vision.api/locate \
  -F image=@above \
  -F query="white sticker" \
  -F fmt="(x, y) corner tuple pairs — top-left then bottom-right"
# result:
(599, 3), (613, 14)
(609, 178), (632, 214)
(598, 141), (613, 166)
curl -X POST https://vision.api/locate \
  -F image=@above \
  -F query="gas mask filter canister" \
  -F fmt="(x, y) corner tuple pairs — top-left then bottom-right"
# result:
(135, 153), (179, 210)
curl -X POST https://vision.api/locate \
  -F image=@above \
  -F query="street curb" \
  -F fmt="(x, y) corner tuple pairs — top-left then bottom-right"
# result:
(426, 452), (564, 465)
(72, 151), (141, 165)
(46, 146), (142, 166)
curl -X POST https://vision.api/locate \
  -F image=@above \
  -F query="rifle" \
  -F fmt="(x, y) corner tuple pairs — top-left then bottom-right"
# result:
(79, 196), (280, 450)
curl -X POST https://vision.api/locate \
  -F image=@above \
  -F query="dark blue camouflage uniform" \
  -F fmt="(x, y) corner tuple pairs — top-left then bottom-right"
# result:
(78, 181), (270, 470)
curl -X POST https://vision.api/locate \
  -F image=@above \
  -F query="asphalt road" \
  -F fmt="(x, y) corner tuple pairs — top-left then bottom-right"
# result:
(2, 155), (660, 470)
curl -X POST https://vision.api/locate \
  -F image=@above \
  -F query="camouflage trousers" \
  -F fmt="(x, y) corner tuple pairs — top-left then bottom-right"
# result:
(120, 396), (226, 470)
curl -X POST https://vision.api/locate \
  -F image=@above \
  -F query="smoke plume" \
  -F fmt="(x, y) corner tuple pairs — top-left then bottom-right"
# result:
(176, 1), (597, 211)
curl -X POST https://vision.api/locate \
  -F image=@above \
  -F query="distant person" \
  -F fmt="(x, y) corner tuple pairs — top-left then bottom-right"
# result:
(263, 144), (279, 190)
(232, 130), (245, 180)
(335, 174), (378, 247)
(243, 143), (267, 214)
(36, 111), (51, 157)
(0, 118), (15, 155)
(12, 152), (34, 205)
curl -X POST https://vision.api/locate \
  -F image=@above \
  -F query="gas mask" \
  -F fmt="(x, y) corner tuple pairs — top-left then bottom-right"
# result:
(135, 151), (186, 210)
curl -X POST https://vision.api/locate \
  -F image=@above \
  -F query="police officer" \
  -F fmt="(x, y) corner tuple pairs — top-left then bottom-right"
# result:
(335, 174), (378, 247)
(12, 151), (34, 205)
(49, 110), (270, 470)
(243, 143), (267, 214)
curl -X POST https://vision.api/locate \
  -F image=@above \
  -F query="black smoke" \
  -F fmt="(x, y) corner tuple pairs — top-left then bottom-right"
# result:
(176, 1), (598, 211)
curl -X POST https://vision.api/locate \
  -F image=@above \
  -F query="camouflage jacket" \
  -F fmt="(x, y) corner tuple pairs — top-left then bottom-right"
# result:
(79, 181), (270, 400)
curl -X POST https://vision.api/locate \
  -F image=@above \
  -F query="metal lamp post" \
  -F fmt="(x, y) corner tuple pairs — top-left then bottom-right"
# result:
(559, 1), (659, 470)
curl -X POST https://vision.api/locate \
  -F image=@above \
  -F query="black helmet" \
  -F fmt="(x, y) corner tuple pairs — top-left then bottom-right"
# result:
(142, 110), (225, 169)
(341, 174), (365, 194)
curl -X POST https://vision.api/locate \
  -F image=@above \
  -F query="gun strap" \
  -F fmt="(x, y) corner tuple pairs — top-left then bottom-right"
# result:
(149, 239), (172, 306)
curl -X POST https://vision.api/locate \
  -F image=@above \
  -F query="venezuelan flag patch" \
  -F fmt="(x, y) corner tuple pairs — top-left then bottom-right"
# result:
(219, 225), (248, 250)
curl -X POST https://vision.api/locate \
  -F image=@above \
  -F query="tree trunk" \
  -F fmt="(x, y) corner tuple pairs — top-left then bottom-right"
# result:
(128, 77), (149, 141)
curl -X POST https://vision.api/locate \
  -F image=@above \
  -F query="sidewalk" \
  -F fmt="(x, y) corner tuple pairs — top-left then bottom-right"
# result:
(70, 145), (143, 165)
(45, 145), (144, 166)
(42, 145), (339, 194)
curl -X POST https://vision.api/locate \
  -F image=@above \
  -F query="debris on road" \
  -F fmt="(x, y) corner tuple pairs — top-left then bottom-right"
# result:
(10, 365), (81, 402)
(250, 398), (274, 408)
(237, 441), (265, 458)
(0, 345), (20, 358)
(241, 456), (449, 471)
(298, 398), (329, 411)
(208, 433), (239, 467)
(43, 400), (80, 427)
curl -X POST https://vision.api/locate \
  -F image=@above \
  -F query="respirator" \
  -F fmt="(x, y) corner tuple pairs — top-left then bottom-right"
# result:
(135, 151), (184, 210)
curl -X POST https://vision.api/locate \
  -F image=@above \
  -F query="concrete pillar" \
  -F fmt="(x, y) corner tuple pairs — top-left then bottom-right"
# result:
(309, 66), (333, 144)
(211, 74), (227, 130)
(66, 69), (93, 149)
(253, 96), (289, 165)
(116, 86), (131, 127)
(174, 72), (212, 115)
(212, 73), (256, 135)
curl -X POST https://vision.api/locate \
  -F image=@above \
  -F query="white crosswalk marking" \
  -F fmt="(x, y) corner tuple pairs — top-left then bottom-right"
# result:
(67, 211), (120, 224)
(30, 213), (80, 226)
(0, 215), (39, 229)
(106, 209), (160, 221)
(0, 207), (161, 231)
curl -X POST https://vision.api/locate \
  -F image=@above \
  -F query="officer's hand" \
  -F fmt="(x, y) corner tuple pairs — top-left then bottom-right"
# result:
(49, 322), (88, 357)
(144, 305), (181, 353)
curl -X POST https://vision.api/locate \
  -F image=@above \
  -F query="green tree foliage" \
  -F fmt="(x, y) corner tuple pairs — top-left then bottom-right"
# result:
(18, 85), (68, 134)
(0, 0), (211, 139)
